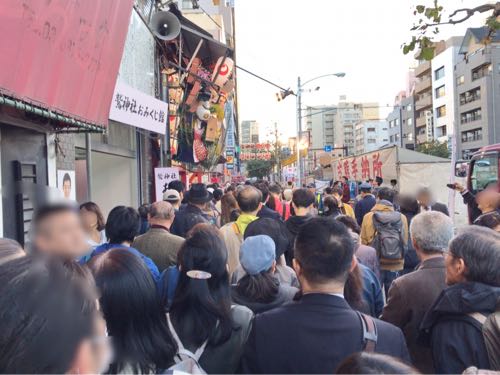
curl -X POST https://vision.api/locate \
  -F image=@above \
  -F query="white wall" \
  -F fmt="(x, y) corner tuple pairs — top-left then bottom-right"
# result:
(91, 151), (138, 218)
(431, 44), (460, 141)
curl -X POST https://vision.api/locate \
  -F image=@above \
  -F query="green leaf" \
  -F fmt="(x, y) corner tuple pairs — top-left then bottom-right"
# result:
(416, 5), (425, 13)
(420, 46), (435, 60)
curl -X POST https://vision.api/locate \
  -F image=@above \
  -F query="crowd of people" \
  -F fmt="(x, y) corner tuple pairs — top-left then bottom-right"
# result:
(0, 176), (499, 374)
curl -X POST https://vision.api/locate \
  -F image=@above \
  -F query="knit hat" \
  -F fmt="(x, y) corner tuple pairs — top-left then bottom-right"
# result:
(240, 235), (276, 275)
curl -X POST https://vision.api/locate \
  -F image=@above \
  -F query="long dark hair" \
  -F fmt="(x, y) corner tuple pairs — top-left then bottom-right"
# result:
(221, 193), (240, 226)
(80, 201), (106, 231)
(88, 249), (176, 373)
(236, 270), (279, 303)
(324, 196), (342, 217)
(170, 224), (234, 348)
(344, 263), (365, 312)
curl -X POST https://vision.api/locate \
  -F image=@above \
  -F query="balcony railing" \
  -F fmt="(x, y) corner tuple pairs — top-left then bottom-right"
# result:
(415, 77), (432, 94)
(415, 61), (431, 77)
(416, 95), (432, 109)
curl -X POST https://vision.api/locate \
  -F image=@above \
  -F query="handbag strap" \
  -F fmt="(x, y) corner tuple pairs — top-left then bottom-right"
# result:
(167, 314), (208, 361)
(356, 311), (378, 352)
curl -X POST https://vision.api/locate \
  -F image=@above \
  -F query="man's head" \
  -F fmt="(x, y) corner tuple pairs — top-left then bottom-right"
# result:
(292, 188), (315, 216)
(475, 211), (500, 232)
(149, 201), (175, 228)
(476, 190), (500, 213)
(416, 187), (432, 207)
(410, 211), (453, 257)
(359, 182), (372, 196)
(254, 182), (270, 203)
(213, 188), (224, 202)
(306, 182), (316, 194)
(324, 187), (333, 196)
(283, 189), (293, 202)
(106, 206), (140, 245)
(332, 186), (344, 199)
(390, 179), (397, 187)
(377, 187), (395, 203)
(342, 176), (348, 183)
(186, 183), (212, 208)
(168, 180), (185, 201)
(445, 226), (500, 286)
(62, 173), (72, 199)
(0, 256), (110, 374)
(375, 176), (383, 187)
(235, 186), (262, 215)
(269, 184), (282, 197)
(163, 189), (181, 208)
(32, 204), (88, 259)
(294, 217), (355, 290)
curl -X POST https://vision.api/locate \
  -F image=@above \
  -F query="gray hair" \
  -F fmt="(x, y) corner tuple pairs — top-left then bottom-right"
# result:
(410, 211), (454, 253)
(150, 201), (174, 220)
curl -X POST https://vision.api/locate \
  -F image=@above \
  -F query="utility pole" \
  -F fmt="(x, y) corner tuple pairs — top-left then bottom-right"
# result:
(296, 76), (302, 187)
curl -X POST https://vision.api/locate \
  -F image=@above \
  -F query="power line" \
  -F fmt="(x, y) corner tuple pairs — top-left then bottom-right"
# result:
(302, 103), (433, 119)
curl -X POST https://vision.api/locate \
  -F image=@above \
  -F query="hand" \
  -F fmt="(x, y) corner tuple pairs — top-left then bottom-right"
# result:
(454, 182), (465, 193)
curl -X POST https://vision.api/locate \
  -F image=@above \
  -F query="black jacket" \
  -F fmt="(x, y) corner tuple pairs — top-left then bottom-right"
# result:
(231, 283), (298, 314)
(257, 205), (281, 221)
(462, 190), (482, 223)
(284, 215), (312, 265)
(241, 293), (410, 374)
(420, 282), (500, 374)
(170, 203), (209, 238)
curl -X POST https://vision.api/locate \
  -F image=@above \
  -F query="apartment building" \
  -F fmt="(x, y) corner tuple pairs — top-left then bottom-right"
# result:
(240, 120), (260, 144)
(414, 57), (433, 144)
(335, 102), (379, 155)
(431, 37), (462, 143)
(354, 120), (389, 155)
(454, 27), (500, 159)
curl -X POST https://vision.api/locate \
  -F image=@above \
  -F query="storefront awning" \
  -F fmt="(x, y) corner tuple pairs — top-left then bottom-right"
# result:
(0, 0), (134, 130)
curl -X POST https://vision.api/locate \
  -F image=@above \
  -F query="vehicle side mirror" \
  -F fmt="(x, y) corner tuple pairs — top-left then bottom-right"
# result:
(455, 160), (469, 178)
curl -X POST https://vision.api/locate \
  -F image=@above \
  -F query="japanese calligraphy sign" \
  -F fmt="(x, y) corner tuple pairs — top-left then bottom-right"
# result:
(240, 143), (272, 161)
(154, 167), (180, 202)
(110, 80), (167, 134)
(332, 147), (397, 183)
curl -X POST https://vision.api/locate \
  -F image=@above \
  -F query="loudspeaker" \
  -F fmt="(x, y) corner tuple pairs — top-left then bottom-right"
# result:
(150, 11), (181, 41)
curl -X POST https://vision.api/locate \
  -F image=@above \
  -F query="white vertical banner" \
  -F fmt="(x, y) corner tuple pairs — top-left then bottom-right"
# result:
(154, 167), (180, 202)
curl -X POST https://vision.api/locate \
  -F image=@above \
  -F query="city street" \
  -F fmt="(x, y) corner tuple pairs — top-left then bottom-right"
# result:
(0, 1), (499, 374)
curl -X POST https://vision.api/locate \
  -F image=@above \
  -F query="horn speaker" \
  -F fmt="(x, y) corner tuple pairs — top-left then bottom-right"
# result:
(150, 11), (181, 41)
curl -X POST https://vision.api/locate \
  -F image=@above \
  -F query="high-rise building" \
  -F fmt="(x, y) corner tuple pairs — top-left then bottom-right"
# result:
(454, 27), (500, 159)
(335, 102), (379, 156)
(414, 55), (434, 145)
(431, 37), (462, 143)
(401, 96), (417, 150)
(240, 120), (260, 144)
(355, 120), (389, 155)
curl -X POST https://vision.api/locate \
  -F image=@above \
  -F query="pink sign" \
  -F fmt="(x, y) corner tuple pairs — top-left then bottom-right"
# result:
(0, 0), (134, 127)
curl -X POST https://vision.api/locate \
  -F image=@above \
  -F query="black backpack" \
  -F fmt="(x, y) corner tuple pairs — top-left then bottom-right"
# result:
(371, 211), (406, 260)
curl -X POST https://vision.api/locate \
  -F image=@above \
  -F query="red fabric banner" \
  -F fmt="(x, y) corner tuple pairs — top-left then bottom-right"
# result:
(0, 0), (134, 127)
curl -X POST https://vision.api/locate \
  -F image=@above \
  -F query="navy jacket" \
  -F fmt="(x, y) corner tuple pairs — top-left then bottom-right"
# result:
(241, 293), (410, 374)
(170, 203), (209, 238)
(90, 243), (160, 283)
(355, 195), (376, 225)
(257, 205), (281, 221)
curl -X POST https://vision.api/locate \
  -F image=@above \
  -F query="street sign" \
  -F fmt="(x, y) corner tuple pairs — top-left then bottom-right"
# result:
(324, 145), (332, 152)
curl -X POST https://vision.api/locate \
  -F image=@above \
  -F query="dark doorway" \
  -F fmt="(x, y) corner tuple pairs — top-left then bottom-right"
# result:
(1, 124), (48, 244)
